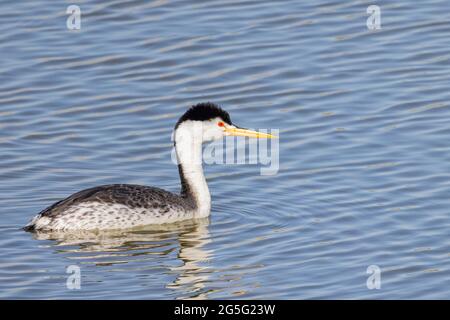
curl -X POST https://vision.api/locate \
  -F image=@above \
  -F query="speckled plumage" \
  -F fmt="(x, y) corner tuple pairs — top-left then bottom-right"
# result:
(25, 184), (197, 231)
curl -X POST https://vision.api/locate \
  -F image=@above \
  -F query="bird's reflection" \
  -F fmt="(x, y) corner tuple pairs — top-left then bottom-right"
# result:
(30, 218), (212, 299)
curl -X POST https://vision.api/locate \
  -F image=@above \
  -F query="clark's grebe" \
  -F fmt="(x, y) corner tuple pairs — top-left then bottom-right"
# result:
(24, 102), (275, 231)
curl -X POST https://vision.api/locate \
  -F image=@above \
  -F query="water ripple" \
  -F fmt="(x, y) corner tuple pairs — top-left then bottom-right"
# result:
(1, 0), (450, 299)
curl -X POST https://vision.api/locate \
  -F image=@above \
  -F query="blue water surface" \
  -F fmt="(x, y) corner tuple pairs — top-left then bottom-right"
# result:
(0, 0), (450, 299)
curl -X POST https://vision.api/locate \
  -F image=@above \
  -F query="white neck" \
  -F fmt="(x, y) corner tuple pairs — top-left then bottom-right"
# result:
(174, 122), (211, 218)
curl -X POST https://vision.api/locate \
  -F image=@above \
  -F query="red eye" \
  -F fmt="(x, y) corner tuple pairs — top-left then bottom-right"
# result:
(218, 121), (224, 127)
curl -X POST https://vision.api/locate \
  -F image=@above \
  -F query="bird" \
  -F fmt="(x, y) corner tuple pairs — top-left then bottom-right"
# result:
(24, 102), (275, 231)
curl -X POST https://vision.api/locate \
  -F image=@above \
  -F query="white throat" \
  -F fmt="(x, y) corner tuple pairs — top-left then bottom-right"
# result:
(174, 121), (211, 218)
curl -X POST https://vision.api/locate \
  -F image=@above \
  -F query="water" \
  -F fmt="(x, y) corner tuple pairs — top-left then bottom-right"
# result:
(1, 0), (450, 299)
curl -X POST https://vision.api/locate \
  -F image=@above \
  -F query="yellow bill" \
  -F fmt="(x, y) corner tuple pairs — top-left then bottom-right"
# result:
(224, 126), (277, 139)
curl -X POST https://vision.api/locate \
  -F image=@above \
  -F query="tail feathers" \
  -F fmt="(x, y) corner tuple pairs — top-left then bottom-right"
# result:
(23, 214), (41, 232)
(23, 224), (36, 232)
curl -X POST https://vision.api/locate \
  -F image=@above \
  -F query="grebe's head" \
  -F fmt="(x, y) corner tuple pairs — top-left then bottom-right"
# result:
(175, 102), (275, 143)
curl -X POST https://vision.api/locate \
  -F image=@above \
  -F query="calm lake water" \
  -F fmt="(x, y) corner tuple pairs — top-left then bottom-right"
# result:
(1, 0), (450, 299)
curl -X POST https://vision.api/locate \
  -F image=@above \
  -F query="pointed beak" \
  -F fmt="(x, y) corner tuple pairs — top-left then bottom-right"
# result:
(224, 126), (277, 139)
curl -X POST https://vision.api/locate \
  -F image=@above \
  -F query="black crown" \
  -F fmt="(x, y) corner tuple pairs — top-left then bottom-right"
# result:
(176, 102), (232, 128)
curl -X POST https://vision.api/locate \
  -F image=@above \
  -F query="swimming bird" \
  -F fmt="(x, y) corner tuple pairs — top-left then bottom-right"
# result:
(24, 102), (275, 231)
